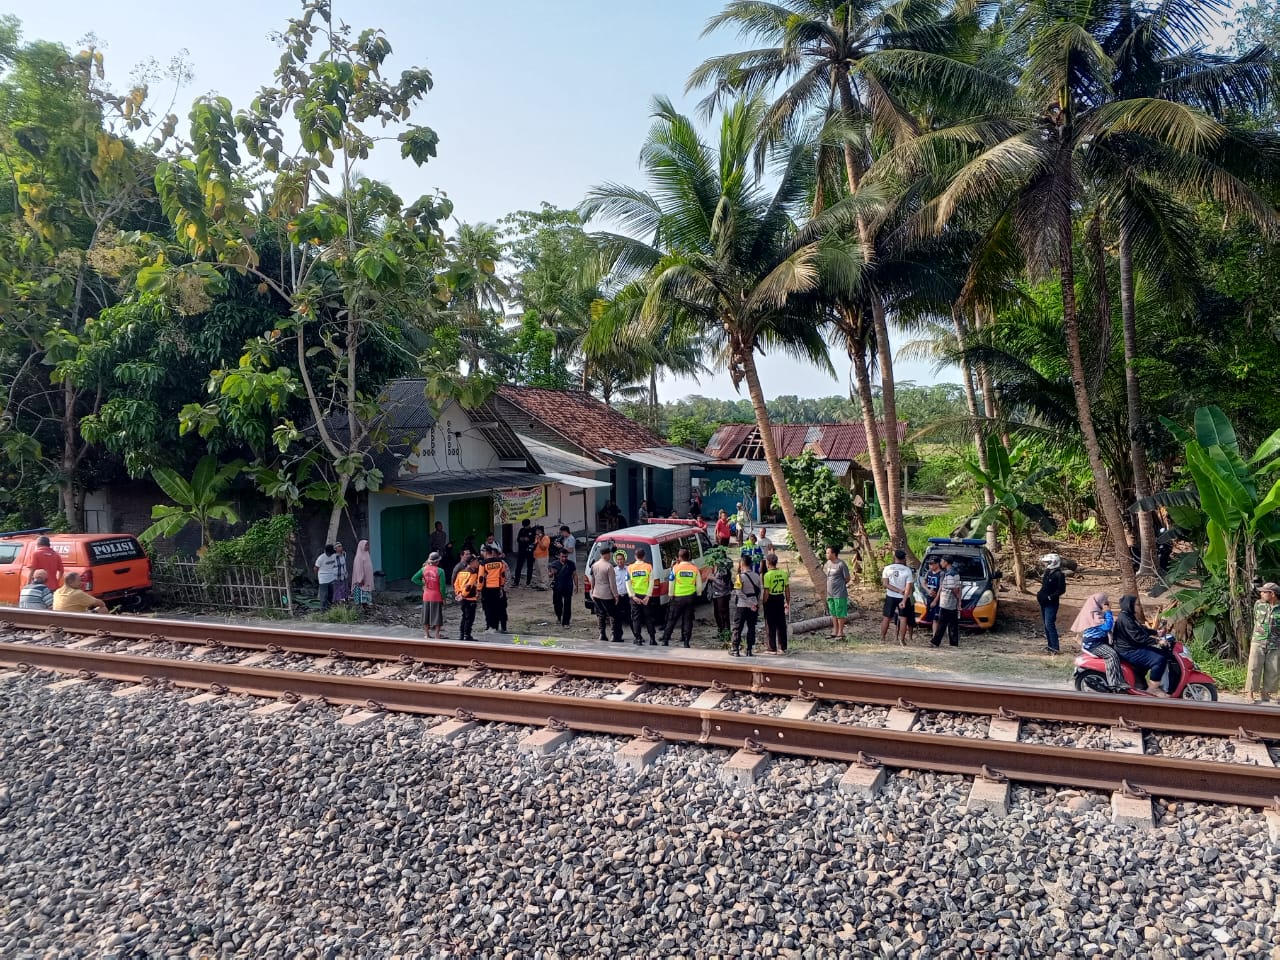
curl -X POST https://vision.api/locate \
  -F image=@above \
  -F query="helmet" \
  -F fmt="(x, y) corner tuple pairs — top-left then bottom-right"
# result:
(1040, 553), (1061, 570)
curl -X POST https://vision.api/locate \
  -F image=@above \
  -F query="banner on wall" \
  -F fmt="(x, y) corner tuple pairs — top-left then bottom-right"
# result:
(494, 485), (547, 524)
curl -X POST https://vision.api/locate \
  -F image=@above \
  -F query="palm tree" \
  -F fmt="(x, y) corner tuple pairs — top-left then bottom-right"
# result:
(580, 96), (873, 593)
(689, 0), (982, 557)
(894, 0), (1277, 596)
(446, 222), (510, 375)
(1091, 1), (1277, 572)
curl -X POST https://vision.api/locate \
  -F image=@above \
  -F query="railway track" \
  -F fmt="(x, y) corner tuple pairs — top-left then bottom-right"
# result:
(3, 610), (1279, 817)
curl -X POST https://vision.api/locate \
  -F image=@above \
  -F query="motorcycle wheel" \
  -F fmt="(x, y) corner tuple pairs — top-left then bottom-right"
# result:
(1074, 670), (1111, 695)
(1180, 682), (1217, 702)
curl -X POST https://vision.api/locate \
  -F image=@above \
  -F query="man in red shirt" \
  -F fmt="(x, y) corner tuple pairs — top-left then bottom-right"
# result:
(27, 536), (64, 587)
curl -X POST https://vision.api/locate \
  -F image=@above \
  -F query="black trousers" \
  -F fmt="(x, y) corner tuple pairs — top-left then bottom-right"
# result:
(481, 587), (506, 631)
(458, 601), (477, 641)
(631, 599), (657, 644)
(731, 606), (758, 653)
(763, 598), (787, 652)
(712, 595), (730, 631)
(594, 597), (623, 642)
(552, 587), (573, 626)
(662, 595), (696, 647)
(931, 607), (960, 647)
(513, 550), (533, 586)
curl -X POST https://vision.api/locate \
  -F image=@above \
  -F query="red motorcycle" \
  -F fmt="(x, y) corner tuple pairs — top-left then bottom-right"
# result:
(1073, 636), (1218, 701)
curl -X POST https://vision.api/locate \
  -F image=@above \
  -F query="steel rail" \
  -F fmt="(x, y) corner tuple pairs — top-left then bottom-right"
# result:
(4, 609), (1279, 740)
(2, 643), (1280, 809)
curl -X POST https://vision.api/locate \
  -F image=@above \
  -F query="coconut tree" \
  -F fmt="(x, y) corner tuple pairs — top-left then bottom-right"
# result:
(688, 0), (983, 556)
(885, 0), (1280, 597)
(580, 96), (875, 593)
(1090, 0), (1277, 572)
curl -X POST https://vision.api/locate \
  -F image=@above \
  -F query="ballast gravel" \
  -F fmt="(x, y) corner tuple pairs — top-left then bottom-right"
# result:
(1, 674), (1278, 960)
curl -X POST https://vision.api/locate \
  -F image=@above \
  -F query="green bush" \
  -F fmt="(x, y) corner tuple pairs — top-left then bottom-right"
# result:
(199, 515), (297, 582)
(310, 604), (359, 624)
(1187, 636), (1247, 692)
(903, 513), (968, 561)
(912, 454), (972, 497)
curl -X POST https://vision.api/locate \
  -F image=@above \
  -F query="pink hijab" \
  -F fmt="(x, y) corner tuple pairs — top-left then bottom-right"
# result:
(1070, 592), (1109, 633)
(352, 540), (374, 589)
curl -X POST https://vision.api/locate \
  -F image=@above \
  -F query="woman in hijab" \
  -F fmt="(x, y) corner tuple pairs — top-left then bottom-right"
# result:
(1111, 595), (1171, 696)
(1070, 593), (1127, 692)
(351, 540), (375, 611)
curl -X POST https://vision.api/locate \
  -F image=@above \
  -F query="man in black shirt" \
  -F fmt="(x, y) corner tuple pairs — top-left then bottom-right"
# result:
(551, 548), (578, 627)
(1037, 553), (1067, 654)
(513, 519), (535, 587)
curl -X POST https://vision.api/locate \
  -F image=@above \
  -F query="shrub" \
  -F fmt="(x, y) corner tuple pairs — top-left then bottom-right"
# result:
(912, 454), (972, 497)
(199, 515), (297, 582)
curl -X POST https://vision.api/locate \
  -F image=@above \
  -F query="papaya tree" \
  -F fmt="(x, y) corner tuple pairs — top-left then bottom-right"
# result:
(152, 0), (451, 542)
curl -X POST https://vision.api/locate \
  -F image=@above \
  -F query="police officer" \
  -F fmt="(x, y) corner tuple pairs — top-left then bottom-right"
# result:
(627, 547), (657, 645)
(661, 548), (703, 648)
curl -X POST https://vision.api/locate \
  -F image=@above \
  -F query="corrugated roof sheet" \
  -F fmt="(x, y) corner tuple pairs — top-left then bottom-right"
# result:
(517, 435), (609, 475)
(739, 459), (851, 477)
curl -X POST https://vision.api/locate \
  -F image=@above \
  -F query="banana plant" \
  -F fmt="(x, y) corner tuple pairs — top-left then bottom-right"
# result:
(963, 436), (1060, 592)
(1139, 407), (1280, 657)
(140, 455), (245, 551)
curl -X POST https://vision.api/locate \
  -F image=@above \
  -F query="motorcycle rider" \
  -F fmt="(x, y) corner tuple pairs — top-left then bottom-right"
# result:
(1112, 595), (1171, 697)
(1070, 592), (1127, 692)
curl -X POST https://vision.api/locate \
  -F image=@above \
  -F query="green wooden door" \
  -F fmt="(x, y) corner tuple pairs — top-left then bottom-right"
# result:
(380, 504), (432, 579)
(448, 496), (493, 554)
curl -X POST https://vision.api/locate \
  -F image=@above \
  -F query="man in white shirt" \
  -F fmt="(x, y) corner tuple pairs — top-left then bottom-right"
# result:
(881, 549), (915, 645)
(559, 526), (577, 565)
(314, 544), (338, 611)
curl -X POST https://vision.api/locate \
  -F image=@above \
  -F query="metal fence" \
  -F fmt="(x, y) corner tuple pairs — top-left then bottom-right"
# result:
(153, 558), (294, 614)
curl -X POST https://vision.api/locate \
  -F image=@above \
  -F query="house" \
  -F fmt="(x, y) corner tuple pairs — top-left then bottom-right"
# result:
(362, 382), (710, 578)
(700, 421), (909, 523)
(484, 386), (713, 528)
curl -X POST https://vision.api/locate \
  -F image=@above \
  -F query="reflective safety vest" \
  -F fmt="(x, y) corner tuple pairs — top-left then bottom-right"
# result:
(669, 561), (700, 597)
(453, 570), (479, 601)
(482, 560), (506, 589)
(628, 561), (653, 597)
(762, 568), (789, 594)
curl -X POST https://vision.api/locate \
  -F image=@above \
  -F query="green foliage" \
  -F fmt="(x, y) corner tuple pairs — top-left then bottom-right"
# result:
(310, 604), (358, 624)
(772, 451), (855, 552)
(902, 513), (968, 566)
(140, 455), (243, 549)
(198, 514), (297, 582)
(1144, 406), (1280, 657)
(666, 416), (714, 452)
(911, 454), (970, 497)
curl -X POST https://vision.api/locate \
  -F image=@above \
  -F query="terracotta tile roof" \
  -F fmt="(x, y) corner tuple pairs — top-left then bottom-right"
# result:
(497, 386), (663, 458)
(704, 421), (909, 462)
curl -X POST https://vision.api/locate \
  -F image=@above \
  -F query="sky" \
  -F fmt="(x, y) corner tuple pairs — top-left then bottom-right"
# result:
(10, 0), (1014, 401)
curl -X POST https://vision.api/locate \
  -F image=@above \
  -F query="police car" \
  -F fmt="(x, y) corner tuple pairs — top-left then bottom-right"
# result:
(912, 537), (1003, 630)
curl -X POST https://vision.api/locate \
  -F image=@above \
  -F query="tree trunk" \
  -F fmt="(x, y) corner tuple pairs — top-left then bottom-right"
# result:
(1060, 226), (1138, 597)
(61, 379), (81, 530)
(1118, 226), (1157, 576)
(871, 295), (910, 559)
(649, 368), (658, 430)
(847, 319), (893, 546)
(739, 349), (826, 598)
(955, 308), (998, 552)
(325, 474), (351, 546)
(1004, 507), (1026, 591)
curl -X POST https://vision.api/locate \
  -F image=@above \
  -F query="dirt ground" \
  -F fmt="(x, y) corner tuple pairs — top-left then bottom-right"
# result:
(152, 538), (1208, 696)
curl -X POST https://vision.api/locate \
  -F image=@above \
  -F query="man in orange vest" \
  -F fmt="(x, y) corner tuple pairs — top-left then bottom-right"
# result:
(453, 556), (481, 642)
(480, 545), (509, 634)
(661, 548), (703, 648)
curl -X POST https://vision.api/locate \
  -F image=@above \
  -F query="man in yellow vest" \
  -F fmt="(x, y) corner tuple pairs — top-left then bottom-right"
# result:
(627, 546), (657, 646)
(661, 548), (703, 648)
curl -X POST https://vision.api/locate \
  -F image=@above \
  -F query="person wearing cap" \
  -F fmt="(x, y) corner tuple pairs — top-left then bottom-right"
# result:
(1246, 582), (1280, 702)
(881, 548), (914, 645)
(930, 556), (962, 647)
(412, 551), (447, 639)
(1037, 553), (1067, 654)
(551, 547), (578, 628)
(589, 546), (623, 643)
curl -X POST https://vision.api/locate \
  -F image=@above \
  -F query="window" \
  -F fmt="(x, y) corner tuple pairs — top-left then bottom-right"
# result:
(658, 539), (683, 569)
(0, 544), (19, 565)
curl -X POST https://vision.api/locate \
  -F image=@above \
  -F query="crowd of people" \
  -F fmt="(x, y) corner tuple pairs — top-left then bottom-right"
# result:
(16, 535), (108, 614)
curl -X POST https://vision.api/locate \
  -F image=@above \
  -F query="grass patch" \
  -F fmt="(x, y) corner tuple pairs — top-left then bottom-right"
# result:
(903, 512), (969, 560)
(309, 604), (360, 624)
(1187, 638), (1247, 692)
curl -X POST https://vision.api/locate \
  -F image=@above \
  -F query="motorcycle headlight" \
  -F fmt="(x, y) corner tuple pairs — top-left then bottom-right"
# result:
(977, 590), (994, 606)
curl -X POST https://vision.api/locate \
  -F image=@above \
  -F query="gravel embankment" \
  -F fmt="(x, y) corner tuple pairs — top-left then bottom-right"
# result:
(1, 674), (1278, 959)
